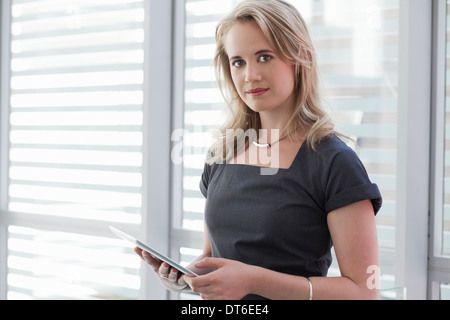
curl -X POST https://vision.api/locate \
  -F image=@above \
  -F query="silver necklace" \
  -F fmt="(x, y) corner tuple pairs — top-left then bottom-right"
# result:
(252, 135), (288, 149)
(253, 141), (271, 148)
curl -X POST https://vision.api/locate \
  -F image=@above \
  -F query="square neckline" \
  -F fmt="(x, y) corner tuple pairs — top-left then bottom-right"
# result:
(222, 140), (306, 171)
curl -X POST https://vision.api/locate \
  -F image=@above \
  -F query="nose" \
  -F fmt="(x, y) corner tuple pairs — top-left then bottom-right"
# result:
(245, 63), (262, 83)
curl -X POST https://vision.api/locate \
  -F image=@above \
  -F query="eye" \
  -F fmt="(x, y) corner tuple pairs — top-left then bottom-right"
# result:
(259, 55), (272, 63)
(232, 59), (245, 68)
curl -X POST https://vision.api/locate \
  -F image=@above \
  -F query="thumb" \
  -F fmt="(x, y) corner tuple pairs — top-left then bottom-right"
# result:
(195, 257), (227, 269)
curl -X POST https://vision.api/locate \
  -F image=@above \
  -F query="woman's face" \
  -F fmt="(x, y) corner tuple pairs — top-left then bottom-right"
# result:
(225, 22), (296, 115)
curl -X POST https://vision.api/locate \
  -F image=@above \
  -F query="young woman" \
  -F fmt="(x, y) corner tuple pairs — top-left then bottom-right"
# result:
(135, 0), (382, 300)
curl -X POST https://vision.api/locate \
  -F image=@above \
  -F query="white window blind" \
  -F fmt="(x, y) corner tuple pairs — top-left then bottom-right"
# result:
(178, 0), (399, 296)
(4, 0), (145, 299)
(7, 225), (140, 300)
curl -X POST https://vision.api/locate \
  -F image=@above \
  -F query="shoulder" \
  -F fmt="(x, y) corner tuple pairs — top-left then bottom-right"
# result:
(308, 135), (360, 167)
(315, 134), (355, 155)
(311, 136), (382, 214)
(308, 135), (371, 189)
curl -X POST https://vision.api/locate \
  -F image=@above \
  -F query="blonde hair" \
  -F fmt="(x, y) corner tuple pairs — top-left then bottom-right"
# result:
(208, 0), (336, 164)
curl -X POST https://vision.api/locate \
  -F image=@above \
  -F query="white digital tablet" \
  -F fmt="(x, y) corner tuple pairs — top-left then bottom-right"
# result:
(109, 226), (198, 277)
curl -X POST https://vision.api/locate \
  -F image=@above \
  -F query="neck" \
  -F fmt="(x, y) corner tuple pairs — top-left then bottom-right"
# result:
(258, 111), (289, 143)
(259, 111), (287, 130)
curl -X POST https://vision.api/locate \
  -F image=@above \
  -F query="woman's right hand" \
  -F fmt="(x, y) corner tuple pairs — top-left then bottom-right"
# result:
(134, 247), (189, 292)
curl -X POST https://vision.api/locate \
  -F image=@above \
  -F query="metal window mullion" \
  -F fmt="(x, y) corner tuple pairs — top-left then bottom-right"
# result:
(395, 0), (433, 300)
(170, 0), (186, 232)
(0, 0), (12, 301)
(140, 0), (174, 300)
(429, 0), (450, 300)
(170, 0), (187, 301)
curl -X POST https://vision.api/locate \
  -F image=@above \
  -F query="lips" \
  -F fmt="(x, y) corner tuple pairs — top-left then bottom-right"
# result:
(246, 88), (269, 96)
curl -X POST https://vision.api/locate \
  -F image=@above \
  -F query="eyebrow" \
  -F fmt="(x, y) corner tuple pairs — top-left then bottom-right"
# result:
(230, 49), (275, 61)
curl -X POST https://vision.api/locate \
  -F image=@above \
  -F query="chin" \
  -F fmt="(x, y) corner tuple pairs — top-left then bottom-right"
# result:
(247, 105), (277, 114)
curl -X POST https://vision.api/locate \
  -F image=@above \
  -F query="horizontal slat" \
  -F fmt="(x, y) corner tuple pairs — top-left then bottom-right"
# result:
(12, 42), (143, 59)
(12, 63), (144, 76)
(10, 91), (144, 108)
(12, 0), (143, 18)
(10, 161), (141, 173)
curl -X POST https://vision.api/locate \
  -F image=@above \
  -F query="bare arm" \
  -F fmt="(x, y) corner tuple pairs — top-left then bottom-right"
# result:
(310, 199), (379, 299)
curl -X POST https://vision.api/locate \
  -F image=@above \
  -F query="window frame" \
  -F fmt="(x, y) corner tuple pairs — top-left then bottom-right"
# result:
(140, 0), (174, 300)
(429, 0), (450, 300)
(0, 0), (12, 301)
(392, 0), (432, 300)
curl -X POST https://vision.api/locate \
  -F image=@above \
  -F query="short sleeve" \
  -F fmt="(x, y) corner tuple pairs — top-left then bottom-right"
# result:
(199, 162), (211, 198)
(322, 148), (382, 215)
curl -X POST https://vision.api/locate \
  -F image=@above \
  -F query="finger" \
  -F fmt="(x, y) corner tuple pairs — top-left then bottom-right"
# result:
(191, 281), (215, 297)
(182, 275), (193, 288)
(200, 293), (218, 301)
(144, 251), (162, 264)
(186, 274), (214, 291)
(142, 251), (163, 272)
(195, 257), (226, 269)
(167, 268), (179, 283)
(181, 274), (201, 288)
(159, 262), (170, 278)
(134, 247), (144, 259)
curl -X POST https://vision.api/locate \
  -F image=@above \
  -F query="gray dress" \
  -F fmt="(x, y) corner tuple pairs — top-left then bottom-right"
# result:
(200, 135), (382, 299)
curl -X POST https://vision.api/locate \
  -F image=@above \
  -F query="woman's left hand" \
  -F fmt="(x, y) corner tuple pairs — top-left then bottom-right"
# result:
(183, 257), (255, 300)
